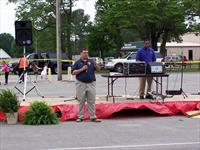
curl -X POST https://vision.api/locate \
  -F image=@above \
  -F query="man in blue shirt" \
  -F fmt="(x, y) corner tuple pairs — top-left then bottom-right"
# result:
(136, 39), (156, 99)
(72, 49), (101, 122)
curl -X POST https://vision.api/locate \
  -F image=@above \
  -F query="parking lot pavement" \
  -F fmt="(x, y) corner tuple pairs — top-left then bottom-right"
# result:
(0, 72), (199, 99)
(0, 116), (200, 150)
(0, 73), (200, 150)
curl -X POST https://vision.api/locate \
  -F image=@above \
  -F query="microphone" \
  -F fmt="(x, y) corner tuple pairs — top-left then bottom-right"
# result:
(84, 61), (88, 72)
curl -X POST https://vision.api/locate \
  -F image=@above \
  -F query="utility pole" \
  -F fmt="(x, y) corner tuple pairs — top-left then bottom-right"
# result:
(56, 0), (62, 80)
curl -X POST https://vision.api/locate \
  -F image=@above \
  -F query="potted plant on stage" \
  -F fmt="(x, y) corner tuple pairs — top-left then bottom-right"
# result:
(0, 89), (19, 124)
(24, 101), (59, 125)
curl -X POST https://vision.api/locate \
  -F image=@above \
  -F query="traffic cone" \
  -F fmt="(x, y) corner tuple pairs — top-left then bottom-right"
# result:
(67, 67), (73, 81)
(48, 68), (52, 81)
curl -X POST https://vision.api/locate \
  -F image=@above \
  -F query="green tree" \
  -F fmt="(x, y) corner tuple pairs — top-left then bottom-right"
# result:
(60, 8), (92, 55)
(33, 27), (56, 53)
(0, 33), (33, 57)
(72, 9), (91, 53)
(183, 0), (200, 33)
(87, 24), (115, 58)
(95, 0), (124, 51)
(0, 33), (14, 55)
(184, 0), (200, 19)
(8, 0), (91, 59)
(93, 0), (199, 56)
(8, 0), (77, 59)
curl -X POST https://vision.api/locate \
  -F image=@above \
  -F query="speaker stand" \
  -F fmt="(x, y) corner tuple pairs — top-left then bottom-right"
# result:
(180, 59), (188, 99)
(13, 46), (44, 101)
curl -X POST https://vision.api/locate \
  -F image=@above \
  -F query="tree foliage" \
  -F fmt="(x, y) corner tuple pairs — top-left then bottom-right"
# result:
(0, 33), (33, 57)
(8, 0), (91, 58)
(72, 9), (91, 53)
(0, 33), (14, 55)
(8, 0), (200, 58)
(87, 0), (200, 57)
(87, 24), (114, 57)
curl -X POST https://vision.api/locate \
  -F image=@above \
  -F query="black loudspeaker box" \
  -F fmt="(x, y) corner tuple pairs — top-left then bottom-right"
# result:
(15, 21), (32, 46)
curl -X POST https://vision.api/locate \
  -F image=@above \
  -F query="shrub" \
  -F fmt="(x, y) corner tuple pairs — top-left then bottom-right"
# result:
(24, 101), (59, 125)
(0, 89), (19, 114)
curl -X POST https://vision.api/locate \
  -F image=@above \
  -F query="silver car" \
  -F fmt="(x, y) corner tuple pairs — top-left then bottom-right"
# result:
(105, 52), (163, 73)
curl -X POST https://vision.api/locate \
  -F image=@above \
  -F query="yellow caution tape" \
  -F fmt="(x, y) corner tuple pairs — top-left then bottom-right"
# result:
(164, 60), (200, 64)
(0, 58), (74, 63)
(0, 58), (199, 64)
(28, 58), (74, 63)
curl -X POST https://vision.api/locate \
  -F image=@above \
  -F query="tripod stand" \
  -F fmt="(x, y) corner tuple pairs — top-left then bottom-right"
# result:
(13, 46), (44, 101)
(179, 58), (188, 98)
(166, 57), (188, 99)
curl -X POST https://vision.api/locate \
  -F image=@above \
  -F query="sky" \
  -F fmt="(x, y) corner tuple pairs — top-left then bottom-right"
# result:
(0, 0), (96, 37)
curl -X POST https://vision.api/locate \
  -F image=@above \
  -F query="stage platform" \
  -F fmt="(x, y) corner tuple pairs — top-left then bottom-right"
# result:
(0, 95), (200, 122)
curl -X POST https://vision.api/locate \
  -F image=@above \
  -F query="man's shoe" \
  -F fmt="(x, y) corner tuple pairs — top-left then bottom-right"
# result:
(90, 118), (101, 123)
(140, 96), (144, 99)
(76, 118), (83, 123)
(146, 94), (153, 99)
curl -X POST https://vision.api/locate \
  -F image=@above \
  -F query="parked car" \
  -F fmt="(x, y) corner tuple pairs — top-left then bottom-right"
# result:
(104, 51), (163, 73)
(8, 53), (72, 74)
(104, 57), (115, 65)
(89, 57), (104, 67)
(163, 55), (182, 67)
(164, 55), (182, 63)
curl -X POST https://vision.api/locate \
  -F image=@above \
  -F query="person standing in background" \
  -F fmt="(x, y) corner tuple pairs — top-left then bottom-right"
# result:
(182, 56), (188, 69)
(2, 61), (10, 85)
(41, 63), (48, 79)
(29, 61), (41, 82)
(136, 39), (156, 99)
(18, 55), (29, 83)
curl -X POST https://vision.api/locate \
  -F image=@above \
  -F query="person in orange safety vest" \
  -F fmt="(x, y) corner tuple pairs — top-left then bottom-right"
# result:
(18, 56), (29, 82)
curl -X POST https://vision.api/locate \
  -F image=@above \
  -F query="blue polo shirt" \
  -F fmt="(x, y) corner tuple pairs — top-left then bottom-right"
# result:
(136, 47), (156, 63)
(72, 59), (96, 83)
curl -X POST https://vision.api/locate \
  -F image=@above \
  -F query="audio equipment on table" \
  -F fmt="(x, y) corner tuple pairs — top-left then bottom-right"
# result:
(123, 62), (146, 75)
(146, 62), (165, 74)
(123, 62), (164, 75)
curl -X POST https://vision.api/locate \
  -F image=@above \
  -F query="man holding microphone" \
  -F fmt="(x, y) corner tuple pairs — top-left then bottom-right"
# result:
(72, 49), (101, 122)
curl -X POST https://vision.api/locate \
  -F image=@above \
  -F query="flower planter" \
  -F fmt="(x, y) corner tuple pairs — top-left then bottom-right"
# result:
(6, 112), (18, 124)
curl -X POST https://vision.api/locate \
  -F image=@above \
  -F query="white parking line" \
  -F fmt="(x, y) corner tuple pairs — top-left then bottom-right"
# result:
(45, 142), (200, 150)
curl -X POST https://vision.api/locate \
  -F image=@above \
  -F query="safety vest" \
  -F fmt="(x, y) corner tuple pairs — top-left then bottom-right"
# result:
(19, 58), (28, 69)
